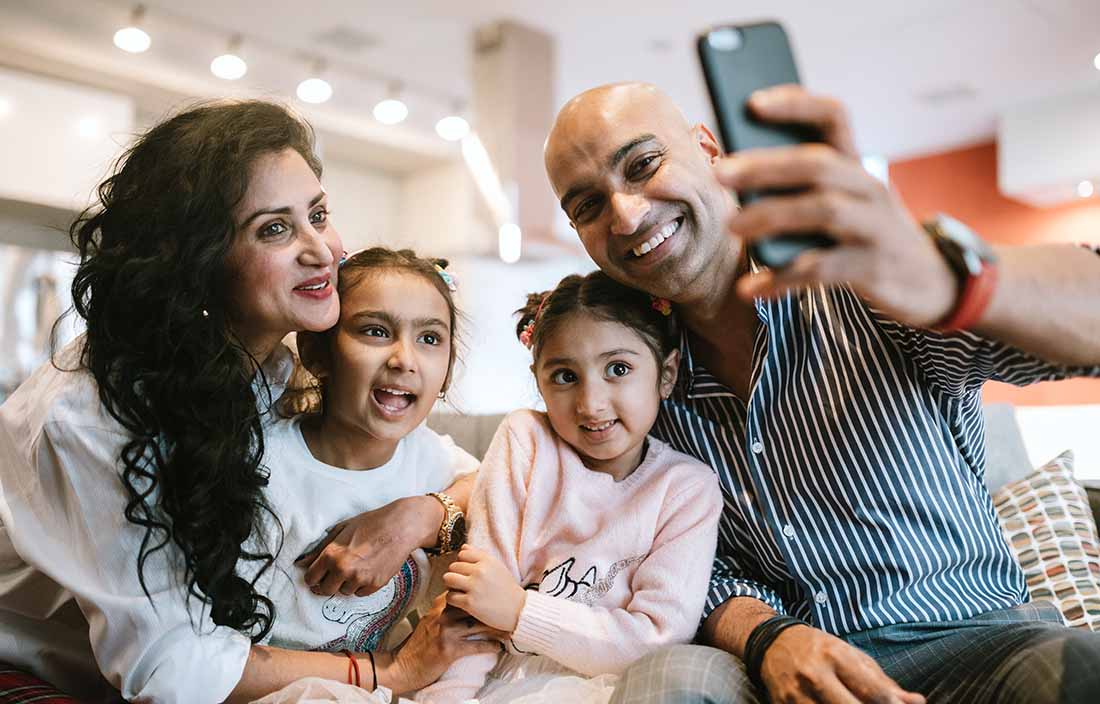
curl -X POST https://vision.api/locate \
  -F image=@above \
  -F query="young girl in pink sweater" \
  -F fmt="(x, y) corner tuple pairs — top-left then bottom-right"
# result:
(417, 271), (723, 704)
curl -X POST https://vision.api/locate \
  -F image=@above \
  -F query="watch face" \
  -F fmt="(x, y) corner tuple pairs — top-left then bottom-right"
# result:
(937, 214), (996, 262)
(451, 515), (467, 548)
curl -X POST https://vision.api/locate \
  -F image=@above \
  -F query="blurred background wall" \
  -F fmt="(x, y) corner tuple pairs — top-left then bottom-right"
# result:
(0, 0), (1098, 469)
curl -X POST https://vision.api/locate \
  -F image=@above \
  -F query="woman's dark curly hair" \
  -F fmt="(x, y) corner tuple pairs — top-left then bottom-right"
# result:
(68, 99), (322, 641)
(515, 270), (678, 366)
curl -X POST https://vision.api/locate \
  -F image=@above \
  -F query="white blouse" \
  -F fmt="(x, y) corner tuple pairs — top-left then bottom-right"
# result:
(0, 338), (292, 702)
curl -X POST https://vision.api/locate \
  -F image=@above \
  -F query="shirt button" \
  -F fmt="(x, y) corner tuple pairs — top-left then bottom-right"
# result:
(782, 524), (795, 538)
(815, 591), (828, 605)
(750, 440), (764, 454)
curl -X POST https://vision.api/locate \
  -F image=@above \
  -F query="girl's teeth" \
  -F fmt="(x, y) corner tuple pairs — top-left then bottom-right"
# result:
(584, 420), (615, 431)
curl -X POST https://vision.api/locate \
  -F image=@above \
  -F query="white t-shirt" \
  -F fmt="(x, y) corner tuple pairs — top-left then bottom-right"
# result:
(255, 414), (478, 653)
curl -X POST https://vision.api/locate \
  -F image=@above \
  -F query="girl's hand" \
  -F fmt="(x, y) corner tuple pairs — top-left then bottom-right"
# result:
(385, 594), (503, 693)
(442, 545), (527, 633)
(296, 495), (443, 596)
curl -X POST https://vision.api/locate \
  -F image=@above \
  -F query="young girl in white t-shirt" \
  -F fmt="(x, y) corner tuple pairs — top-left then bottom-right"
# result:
(255, 247), (499, 701)
(417, 270), (723, 704)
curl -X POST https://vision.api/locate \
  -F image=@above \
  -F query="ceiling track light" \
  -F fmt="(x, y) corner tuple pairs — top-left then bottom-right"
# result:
(297, 60), (333, 104)
(374, 83), (408, 125)
(114, 4), (151, 54)
(211, 34), (248, 80)
(436, 100), (470, 141)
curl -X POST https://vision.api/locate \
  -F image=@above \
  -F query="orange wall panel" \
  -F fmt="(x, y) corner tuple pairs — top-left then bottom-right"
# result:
(889, 141), (1100, 406)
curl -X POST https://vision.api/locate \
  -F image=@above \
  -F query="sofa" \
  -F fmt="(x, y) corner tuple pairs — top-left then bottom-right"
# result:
(4, 404), (1098, 702)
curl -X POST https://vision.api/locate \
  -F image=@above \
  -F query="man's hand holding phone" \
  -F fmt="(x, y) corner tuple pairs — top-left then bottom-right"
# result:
(718, 84), (959, 330)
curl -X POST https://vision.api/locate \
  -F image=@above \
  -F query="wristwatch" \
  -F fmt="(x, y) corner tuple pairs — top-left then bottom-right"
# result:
(426, 492), (466, 555)
(921, 214), (999, 332)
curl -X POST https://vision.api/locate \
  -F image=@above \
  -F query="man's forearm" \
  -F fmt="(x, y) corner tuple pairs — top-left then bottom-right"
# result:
(699, 596), (779, 658)
(975, 244), (1100, 367)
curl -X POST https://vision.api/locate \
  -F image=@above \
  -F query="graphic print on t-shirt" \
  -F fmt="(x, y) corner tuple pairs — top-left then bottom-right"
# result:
(313, 556), (421, 652)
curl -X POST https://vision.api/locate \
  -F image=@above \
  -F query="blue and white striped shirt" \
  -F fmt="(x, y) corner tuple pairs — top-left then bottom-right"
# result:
(653, 284), (1100, 636)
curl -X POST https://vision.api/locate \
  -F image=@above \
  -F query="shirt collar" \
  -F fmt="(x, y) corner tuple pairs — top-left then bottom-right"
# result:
(672, 291), (775, 400)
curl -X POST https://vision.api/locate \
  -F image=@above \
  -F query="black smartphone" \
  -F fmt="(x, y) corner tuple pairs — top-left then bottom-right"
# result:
(696, 21), (834, 268)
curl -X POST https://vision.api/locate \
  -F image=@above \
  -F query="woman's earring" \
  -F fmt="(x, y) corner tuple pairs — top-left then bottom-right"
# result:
(201, 309), (210, 319)
(437, 390), (446, 400)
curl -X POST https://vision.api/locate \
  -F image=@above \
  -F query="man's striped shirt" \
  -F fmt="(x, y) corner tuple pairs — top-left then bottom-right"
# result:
(653, 283), (1099, 635)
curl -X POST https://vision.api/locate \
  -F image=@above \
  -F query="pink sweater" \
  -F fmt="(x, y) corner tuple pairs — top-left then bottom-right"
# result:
(416, 409), (722, 703)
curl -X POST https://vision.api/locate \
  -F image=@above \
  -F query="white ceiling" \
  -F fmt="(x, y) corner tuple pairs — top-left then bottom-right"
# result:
(1, 0), (1099, 160)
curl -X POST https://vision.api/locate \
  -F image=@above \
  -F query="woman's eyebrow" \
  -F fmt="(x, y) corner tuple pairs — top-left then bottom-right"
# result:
(239, 191), (326, 228)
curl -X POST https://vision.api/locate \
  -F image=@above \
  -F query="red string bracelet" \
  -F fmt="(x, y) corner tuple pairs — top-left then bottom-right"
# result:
(342, 649), (360, 688)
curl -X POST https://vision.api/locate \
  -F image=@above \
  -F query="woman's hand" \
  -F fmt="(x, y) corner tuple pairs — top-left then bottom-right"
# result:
(296, 495), (443, 596)
(442, 545), (527, 633)
(383, 593), (504, 693)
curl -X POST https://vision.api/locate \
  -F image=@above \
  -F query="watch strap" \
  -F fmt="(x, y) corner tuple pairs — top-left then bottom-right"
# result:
(934, 262), (998, 332)
(426, 491), (461, 554)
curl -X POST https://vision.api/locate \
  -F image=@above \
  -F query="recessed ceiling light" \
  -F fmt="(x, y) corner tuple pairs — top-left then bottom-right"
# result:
(374, 98), (408, 125)
(211, 53), (247, 80)
(1094, 52), (1100, 71)
(297, 77), (332, 104)
(1077, 180), (1095, 198)
(113, 26), (150, 53)
(0, 97), (11, 119)
(113, 5), (151, 53)
(435, 115), (469, 141)
(211, 36), (247, 80)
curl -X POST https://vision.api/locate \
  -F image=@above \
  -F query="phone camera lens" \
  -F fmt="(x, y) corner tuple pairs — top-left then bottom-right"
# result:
(707, 28), (743, 51)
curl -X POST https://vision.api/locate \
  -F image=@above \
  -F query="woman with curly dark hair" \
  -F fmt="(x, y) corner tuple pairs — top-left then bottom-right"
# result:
(0, 100), (492, 703)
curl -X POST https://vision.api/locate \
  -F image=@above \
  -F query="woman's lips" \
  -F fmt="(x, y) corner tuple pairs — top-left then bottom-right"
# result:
(293, 277), (333, 300)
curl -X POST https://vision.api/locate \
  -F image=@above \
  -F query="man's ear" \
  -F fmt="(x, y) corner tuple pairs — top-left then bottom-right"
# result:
(659, 348), (680, 398)
(296, 331), (331, 381)
(694, 124), (722, 163)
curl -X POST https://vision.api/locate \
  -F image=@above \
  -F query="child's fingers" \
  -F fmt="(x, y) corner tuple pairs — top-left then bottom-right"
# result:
(446, 560), (476, 576)
(456, 545), (484, 562)
(442, 571), (473, 592)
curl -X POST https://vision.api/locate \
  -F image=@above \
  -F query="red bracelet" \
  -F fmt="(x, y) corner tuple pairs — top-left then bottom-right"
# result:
(342, 649), (360, 688)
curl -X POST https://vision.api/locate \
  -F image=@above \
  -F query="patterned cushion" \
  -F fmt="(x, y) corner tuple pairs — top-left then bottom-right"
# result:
(0, 664), (80, 703)
(993, 450), (1100, 630)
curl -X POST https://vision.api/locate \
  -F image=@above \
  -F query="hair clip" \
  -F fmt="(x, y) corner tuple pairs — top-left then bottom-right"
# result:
(519, 320), (535, 349)
(519, 293), (550, 350)
(651, 296), (672, 316)
(434, 264), (457, 293)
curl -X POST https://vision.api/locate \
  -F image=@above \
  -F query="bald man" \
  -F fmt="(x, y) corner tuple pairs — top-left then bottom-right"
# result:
(544, 83), (1100, 704)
